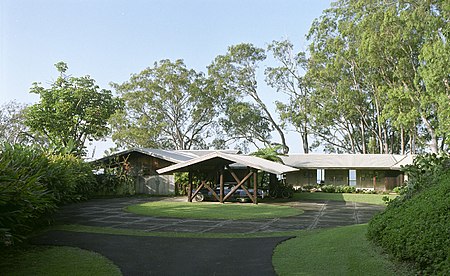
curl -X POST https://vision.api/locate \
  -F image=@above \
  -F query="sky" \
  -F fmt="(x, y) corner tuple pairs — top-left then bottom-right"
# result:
(1, 0), (333, 158)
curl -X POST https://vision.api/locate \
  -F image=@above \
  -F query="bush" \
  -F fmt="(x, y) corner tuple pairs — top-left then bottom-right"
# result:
(320, 185), (356, 193)
(93, 159), (135, 196)
(367, 154), (450, 274)
(45, 154), (97, 203)
(0, 143), (98, 245)
(0, 144), (56, 244)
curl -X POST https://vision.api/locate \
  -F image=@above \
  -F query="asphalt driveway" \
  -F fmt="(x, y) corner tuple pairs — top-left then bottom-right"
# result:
(33, 231), (288, 276)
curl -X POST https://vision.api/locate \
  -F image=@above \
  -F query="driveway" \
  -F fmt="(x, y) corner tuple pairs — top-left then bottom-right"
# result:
(32, 197), (385, 275)
(52, 196), (385, 233)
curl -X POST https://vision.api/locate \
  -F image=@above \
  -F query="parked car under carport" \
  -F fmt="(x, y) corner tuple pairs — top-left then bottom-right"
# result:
(193, 183), (267, 202)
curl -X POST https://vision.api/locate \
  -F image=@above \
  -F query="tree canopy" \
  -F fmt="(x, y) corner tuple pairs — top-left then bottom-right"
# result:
(110, 59), (217, 150)
(11, 0), (450, 155)
(25, 62), (122, 156)
(303, 0), (450, 153)
(208, 43), (289, 153)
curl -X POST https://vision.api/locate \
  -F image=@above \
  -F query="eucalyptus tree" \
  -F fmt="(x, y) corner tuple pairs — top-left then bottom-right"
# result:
(25, 62), (121, 156)
(266, 39), (311, 153)
(110, 59), (217, 150)
(208, 43), (289, 153)
(306, 2), (378, 153)
(305, 0), (450, 153)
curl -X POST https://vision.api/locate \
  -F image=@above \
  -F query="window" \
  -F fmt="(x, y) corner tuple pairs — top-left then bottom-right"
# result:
(349, 170), (356, 186)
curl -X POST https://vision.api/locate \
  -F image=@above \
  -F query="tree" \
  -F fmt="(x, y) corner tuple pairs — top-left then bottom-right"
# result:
(25, 62), (121, 156)
(208, 43), (289, 153)
(266, 39), (311, 153)
(0, 101), (31, 144)
(110, 59), (217, 150)
(305, 0), (450, 154)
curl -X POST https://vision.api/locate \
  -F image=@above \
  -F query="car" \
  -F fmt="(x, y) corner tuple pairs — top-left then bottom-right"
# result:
(193, 183), (266, 202)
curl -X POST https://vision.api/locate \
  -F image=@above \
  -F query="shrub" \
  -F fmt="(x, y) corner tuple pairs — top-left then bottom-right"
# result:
(93, 159), (135, 196)
(45, 154), (96, 203)
(320, 185), (356, 193)
(0, 144), (56, 244)
(298, 184), (320, 192)
(367, 154), (450, 274)
(0, 143), (98, 245)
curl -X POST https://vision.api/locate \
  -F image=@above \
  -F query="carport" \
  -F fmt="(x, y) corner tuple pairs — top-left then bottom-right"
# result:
(157, 151), (297, 204)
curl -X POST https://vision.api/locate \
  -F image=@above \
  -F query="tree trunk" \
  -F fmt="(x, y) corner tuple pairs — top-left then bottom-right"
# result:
(302, 121), (309, 153)
(421, 115), (438, 153)
(360, 119), (366, 154)
(250, 89), (289, 153)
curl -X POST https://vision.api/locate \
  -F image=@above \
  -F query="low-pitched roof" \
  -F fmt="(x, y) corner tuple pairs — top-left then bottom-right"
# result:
(157, 151), (298, 175)
(281, 154), (414, 170)
(92, 148), (242, 165)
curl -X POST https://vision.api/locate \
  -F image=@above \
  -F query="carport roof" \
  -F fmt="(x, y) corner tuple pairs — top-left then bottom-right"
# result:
(92, 148), (241, 165)
(157, 151), (298, 175)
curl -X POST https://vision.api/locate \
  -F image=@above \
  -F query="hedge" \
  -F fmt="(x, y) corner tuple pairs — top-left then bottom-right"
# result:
(367, 154), (450, 274)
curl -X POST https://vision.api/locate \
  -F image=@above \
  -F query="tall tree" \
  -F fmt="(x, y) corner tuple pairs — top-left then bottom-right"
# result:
(25, 62), (121, 156)
(266, 39), (311, 153)
(305, 0), (450, 153)
(110, 59), (217, 150)
(208, 43), (289, 153)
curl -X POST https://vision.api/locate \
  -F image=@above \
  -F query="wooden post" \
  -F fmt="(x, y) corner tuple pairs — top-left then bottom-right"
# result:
(220, 168), (224, 203)
(188, 171), (193, 202)
(253, 170), (258, 205)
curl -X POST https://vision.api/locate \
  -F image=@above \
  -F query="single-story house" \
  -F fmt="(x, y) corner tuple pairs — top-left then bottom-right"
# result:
(94, 149), (414, 194)
(93, 148), (239, 195)
(281, 154), (414, 191)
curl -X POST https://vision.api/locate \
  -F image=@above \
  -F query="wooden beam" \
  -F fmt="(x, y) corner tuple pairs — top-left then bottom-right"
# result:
(226, 165), (241, 183)
(223, 171), (253, 202)
(204, 182), (220, 202)
(191, 181), (205, 199)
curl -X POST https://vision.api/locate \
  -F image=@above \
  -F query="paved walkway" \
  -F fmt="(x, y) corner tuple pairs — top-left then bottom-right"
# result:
(53, 196), (385, 233)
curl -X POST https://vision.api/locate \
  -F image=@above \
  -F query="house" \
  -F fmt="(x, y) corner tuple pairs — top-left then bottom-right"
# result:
(94, 149), (414, 195)
(93, 148), (239, 195)
(281, 154), (414, 191)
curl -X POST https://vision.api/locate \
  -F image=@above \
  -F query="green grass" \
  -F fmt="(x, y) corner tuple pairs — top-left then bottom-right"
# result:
(125, 201), (304, 220)
(273, 224), (413, 276)
(293, 192), (397, 205)
(0, 245), (121, 276)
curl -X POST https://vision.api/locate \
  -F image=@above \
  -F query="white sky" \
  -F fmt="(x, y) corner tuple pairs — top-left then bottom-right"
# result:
(0, 0), (333, 158)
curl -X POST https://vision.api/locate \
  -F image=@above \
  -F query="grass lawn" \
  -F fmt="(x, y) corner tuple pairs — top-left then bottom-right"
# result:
(273, 224), (412, 276)
(0, 245), (121, 276)
(293, 192), (397, 205)
(126, 201), (303, 220)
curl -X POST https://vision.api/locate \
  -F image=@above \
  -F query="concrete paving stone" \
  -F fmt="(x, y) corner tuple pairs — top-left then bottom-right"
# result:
(206, 227), (258, 233)
(178, 220), (225, 226)
(156, 225), (216, 232)
(50, 197), (385, 233)
(316, 221), (355, 228)
(83, 221), (123, 228)
(95, 217), (144, 223)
